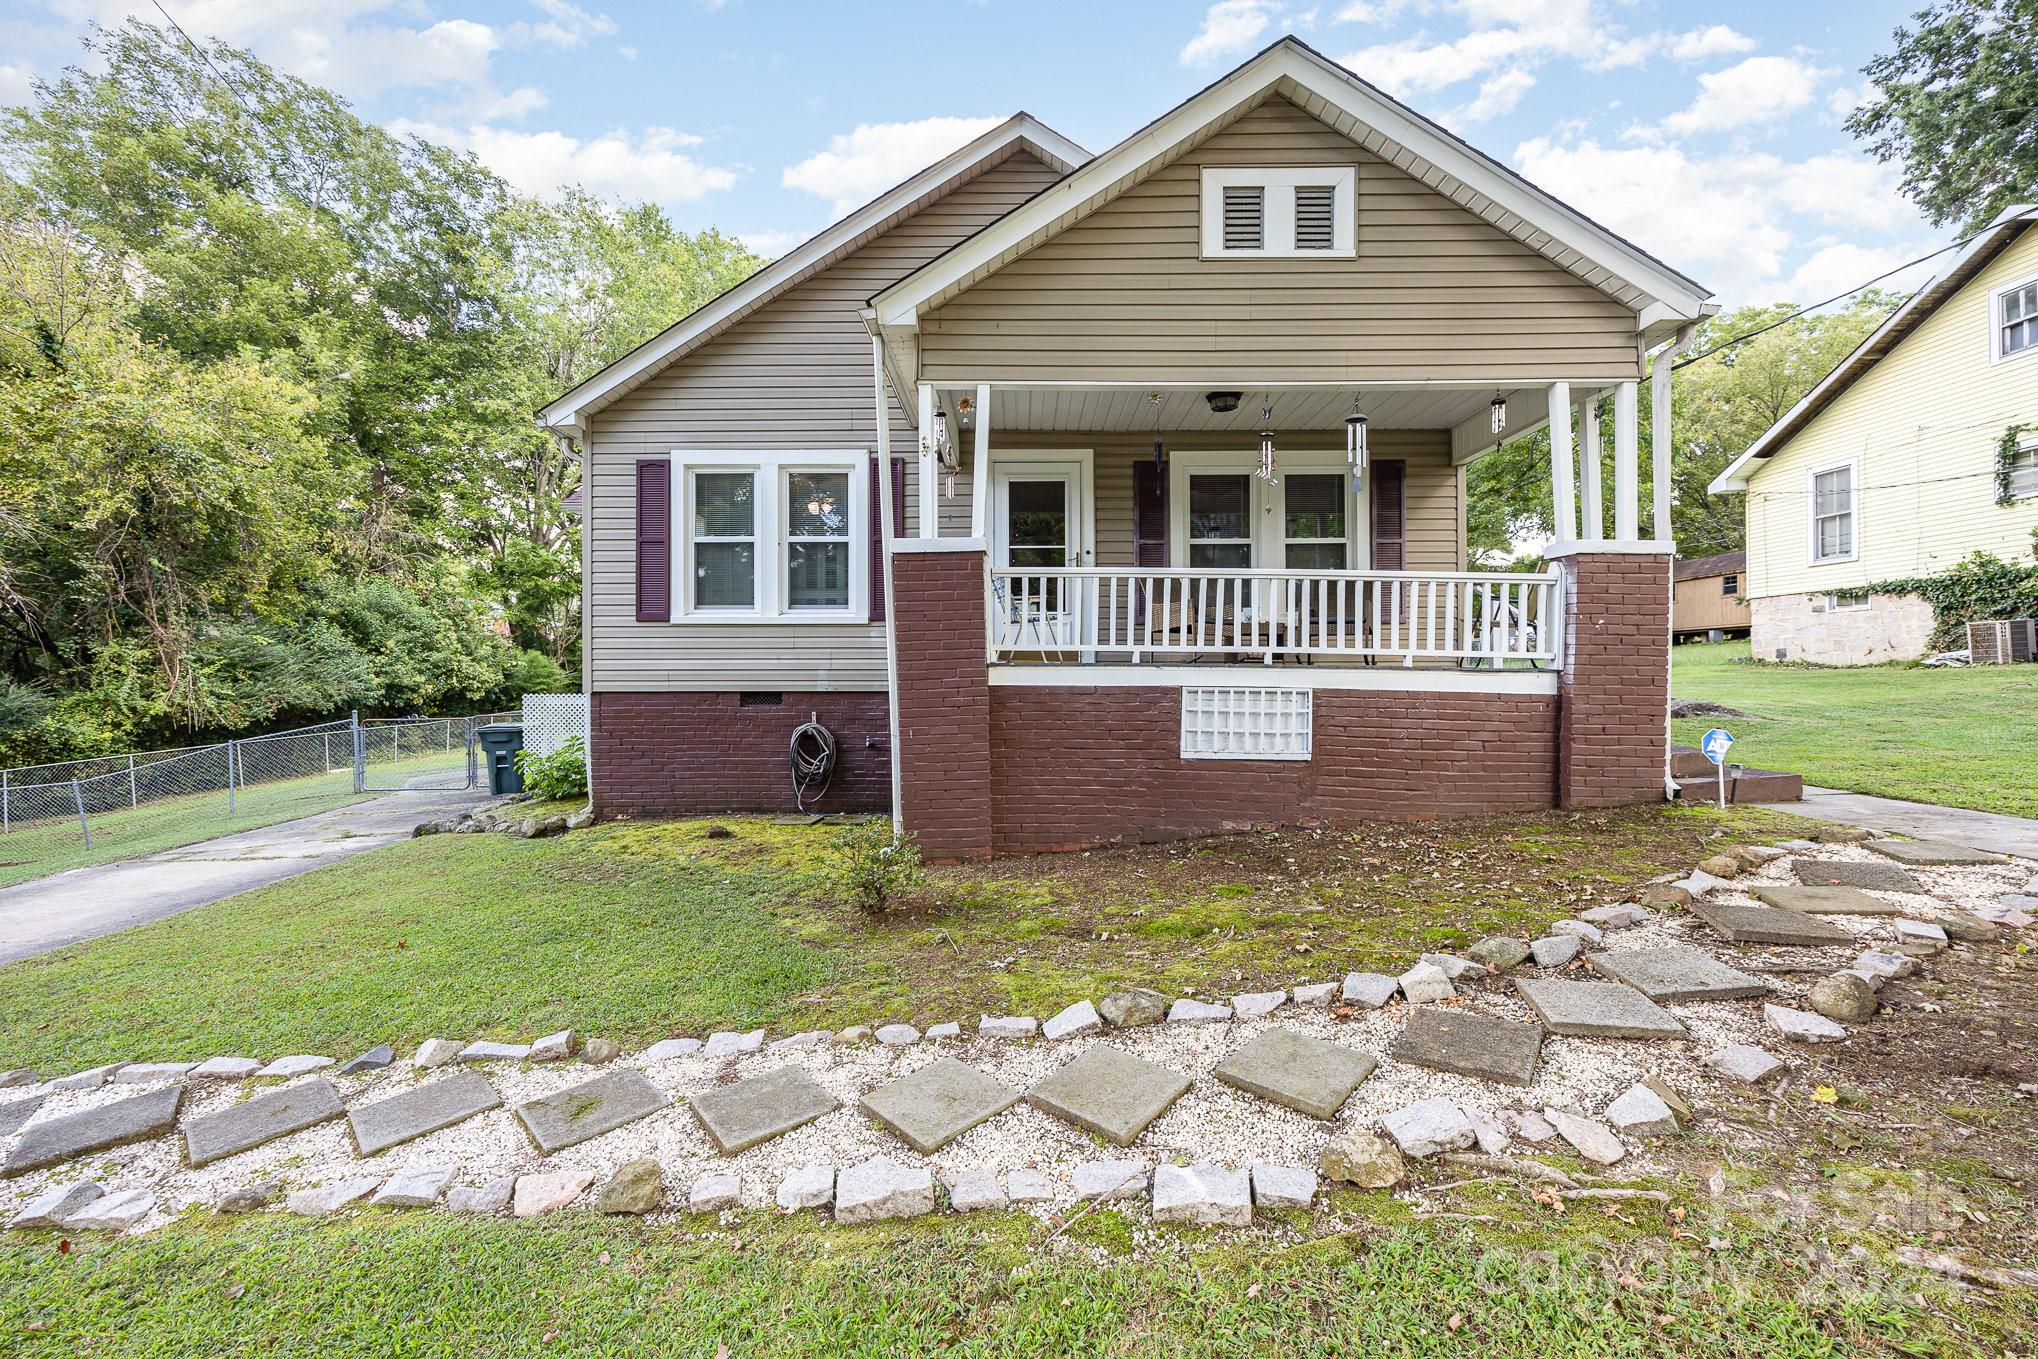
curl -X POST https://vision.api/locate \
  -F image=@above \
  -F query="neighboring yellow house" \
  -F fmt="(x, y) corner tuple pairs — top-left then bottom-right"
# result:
(1711, 207), (2038, 665)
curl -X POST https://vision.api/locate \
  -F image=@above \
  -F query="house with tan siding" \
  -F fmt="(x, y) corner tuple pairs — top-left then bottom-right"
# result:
(541, 38), (1717, 858)
(1711, 207), (2038, 665)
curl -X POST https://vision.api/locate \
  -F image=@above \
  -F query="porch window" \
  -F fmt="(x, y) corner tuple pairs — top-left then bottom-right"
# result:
(1810, 462), (1856, 564)
(1187, 474), (1253, 568)
(785, 470), (850, 610)
(691, 471), (756, 609)
(1283, 473), (1347, 568)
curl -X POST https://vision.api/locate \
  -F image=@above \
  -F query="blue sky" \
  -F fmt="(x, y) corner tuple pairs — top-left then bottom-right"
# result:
(0, 1), (1938, 305)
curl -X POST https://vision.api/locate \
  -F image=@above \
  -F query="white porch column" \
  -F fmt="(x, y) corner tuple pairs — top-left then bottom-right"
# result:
(1651, 354), (1673, 541)
(1547, 382), (1577, 543)
(968, 382), (991, 541)
(916, 382), (938, 538)
(1579, 398), (1602, 540)
(1612, 380), (1640, 541)
(871, 335), (903, 832)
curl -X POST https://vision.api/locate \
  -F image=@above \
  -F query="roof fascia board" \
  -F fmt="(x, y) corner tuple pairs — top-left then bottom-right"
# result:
(538, 116), (1087, 434)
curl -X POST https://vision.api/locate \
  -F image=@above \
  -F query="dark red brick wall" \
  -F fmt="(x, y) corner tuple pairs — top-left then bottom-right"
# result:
(1558, 551), (1672, 808)
(890, 548), (994, 860)
(984, 685), (1558, 854)
(591, 691), (890, 816)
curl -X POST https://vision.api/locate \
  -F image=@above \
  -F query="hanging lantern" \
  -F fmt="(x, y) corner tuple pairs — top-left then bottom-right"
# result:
(1257, 403), (1277, 481)
(1489, 391), (1508, 435)
(1345, 398), (1368, 477)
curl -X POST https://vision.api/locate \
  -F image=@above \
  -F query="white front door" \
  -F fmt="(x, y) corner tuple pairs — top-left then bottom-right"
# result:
(992, 460), (1089, 649)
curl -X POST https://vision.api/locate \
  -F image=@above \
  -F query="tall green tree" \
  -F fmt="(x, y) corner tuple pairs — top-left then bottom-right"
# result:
(1848, 0), (2038, 231)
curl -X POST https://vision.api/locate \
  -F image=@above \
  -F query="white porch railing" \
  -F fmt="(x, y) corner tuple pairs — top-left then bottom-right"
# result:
(987, 567), (1562, 667)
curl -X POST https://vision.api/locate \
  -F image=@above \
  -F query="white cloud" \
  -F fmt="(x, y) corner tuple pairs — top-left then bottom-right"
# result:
(1340, 0), (1651, 97)
(1659, 55), (1829, 136)
(1181, 0), (1277, 66)
(1668, 25), (1756, 62)
(0, 63), (33, 106)
(1448, 67), (1535, 123)
(737, 228), (807, 259)
(521, 0), (617, 48)
(397, 120), (738, 206)
(783, 115), (1003, 214)
(1781, 241), (1937, 305)
(1333, 0), (1407, 20)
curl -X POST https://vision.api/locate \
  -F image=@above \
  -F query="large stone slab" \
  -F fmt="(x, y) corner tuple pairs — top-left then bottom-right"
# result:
(1789, 858), (1923, 892)
(0, 1094), (46, 1139)
(1688, 900), (1853, 948)
(859, 1058), (1019, 1154)
(1388, 1007), (1543, 1086)
(1027, 1045), (1193, 1147)
(1214, 1028), (1378, 1118)
(347, 1069), (503, 1156)
(2, 1085), (181, 1177)
(1585, 946), (1769, 1002)
(1868, 839), (2001, 867)
(1513, 977), (1688, 1039)
(183, 1078), (344, 1167)
(516, 1069), (669, 1155)
(1752, 885), (1900, 917)
(688, 1065), (836, 1155)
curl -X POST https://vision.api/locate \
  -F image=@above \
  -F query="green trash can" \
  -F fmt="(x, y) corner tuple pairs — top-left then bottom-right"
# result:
(477, 724), (526, 795)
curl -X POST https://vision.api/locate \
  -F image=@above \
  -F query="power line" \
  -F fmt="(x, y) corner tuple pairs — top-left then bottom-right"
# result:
(150, 1), (259, 124)
(1673, 206), (2038, 371)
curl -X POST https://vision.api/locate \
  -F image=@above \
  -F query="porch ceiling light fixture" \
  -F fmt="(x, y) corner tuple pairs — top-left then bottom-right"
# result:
(1489, 391), (1509, 436)
(1257, 401), (1278, 481)
(1205, 390), (1242, 414)
(1345, 397), (1368, 478)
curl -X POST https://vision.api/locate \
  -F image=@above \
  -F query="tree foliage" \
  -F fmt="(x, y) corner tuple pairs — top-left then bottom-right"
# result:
(0, 21), (764, 761)
(1847, 0), (2038, 231)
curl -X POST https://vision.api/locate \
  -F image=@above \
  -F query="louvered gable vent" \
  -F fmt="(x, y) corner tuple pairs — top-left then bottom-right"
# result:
(1294, 184), (1335, 250)
(1221, 185), (1264, 250)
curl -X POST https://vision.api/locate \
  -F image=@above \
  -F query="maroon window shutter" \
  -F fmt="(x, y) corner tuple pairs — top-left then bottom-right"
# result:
(1370, 460), (1405, 571)
(635, 459), (671, 622)
(868, 455), (907, 622)
(1132, 459), (1169, 565)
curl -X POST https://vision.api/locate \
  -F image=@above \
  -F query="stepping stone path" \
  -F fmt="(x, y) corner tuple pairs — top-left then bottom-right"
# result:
(1074, 1161), (1147, 1200)
(2, 1086), (182, 1177)
(1341, 973), (1398, 1008)
(689, 1066), (836, 1155)
(1869, 839), (2000, 867)
(1765, 1003), (1847, 1043)
(1153, 1163), (1251, 1226)
(1585, 946), (1769, 1002)
(1389, 1007), (1543, 1087)
(1752, 885), (1900, 917)
(1513, 977), (1688, 1039)
(859, 1058), (1020, 1153)
(1381, 1098), (1476, 1158)
(1028, 1046), (1193, 1147)
(517, 1070), (669, 1155)
(1215, 1028), (1378, 1118)
(1689, 900), (1853, 948)
(348, 1070), (503, 1156)
(1251, 1163), (1316, 1209)
(372, 1166), (455, 1208)
(835, 1156), (934, 1223)
(0, 1095), (45, 1139)
(1042, 1001), (1102, 1041)
(1707, 1044), (1785, 1083)
(184, 1078), (344, 1167)
(1790, 859), (1922, 892)
(1544, 1108), (1625, 1165)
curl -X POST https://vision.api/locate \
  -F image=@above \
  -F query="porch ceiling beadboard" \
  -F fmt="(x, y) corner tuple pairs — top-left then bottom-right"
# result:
(584, 152), (1065, 693)
(913, 97), (1644, 386)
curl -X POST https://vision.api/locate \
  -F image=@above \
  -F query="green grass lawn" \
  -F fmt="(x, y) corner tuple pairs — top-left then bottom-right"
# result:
(1672, 640), (2038, 817)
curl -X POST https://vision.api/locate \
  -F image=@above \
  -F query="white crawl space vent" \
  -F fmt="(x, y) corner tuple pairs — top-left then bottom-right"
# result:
(1180, 688), (1313, 760)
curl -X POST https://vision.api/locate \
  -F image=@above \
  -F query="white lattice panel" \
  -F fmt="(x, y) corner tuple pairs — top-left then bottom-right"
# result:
(522, 694), (589, 757)
(1180, 688), (1312, 761)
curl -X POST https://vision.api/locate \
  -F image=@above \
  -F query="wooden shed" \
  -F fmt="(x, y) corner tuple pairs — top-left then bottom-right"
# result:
(1672, 550), (1749, 642)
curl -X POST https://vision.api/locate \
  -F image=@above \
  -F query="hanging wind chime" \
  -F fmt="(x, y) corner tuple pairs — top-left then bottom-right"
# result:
(927, 406), (958, 498)
(1489, 390), (1509, 436)
(1149, 390), (1166, 472)
(1256, 400), (1278, 481)
(1345, 396), (1368, 484)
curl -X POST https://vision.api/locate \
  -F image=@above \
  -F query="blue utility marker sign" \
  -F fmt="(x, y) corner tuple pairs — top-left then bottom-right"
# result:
(1701, 728), (1735, 766)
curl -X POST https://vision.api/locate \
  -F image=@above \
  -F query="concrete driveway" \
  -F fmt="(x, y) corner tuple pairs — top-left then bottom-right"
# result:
(0, 786), (495, 965)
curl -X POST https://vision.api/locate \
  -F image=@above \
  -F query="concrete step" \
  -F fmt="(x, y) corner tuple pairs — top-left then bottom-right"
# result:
(1670, 745), (1712, 778)
(1675, 770), (1804, 804)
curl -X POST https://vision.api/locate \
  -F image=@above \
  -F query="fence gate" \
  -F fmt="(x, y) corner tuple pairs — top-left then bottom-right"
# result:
(354, 716), (494, 792)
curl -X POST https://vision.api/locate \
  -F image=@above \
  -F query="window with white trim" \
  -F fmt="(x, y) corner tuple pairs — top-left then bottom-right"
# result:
(1180, 688), (1312, 760)
(2009, 434), (2038, 500)
(1997, 275), (2038, 361)
(677, 451), (868, 620)
(1283, 473), (1348, 569)
(1201, 167), (1355, 258)
(1809, 462), (1857, 564)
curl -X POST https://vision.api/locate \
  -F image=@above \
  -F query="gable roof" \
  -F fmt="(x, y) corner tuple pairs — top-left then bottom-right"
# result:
(1675, 549), (1744, 581)
(871, 37), (1712, 339)
(538, 115), (1088, 437)
(1710, 206), (2038, 494)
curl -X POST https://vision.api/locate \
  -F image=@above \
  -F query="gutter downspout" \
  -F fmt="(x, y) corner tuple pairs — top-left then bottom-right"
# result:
(865, 322), (905, 834)
(1652, 324), (1698, 802)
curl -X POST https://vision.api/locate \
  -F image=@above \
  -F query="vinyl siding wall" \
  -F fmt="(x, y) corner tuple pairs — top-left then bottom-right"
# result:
(1742, 227), (2038, 600)
(584, 153), (1065, 692)
(918, 96), (1642, 385)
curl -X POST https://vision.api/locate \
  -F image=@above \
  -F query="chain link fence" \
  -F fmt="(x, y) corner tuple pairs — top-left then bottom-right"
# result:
(0, 710), (518, 890)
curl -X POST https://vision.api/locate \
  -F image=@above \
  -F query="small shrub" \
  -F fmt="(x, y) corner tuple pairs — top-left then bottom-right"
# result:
(515, 735), (588, 800)
(835, 817), (926, 915)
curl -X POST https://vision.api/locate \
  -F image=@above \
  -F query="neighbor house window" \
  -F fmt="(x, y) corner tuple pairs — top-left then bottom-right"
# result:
(2009, 435), (2038, 500)
(676, 452), (867, 619)
(1997, 275), (2038, 361)
(1810, 462), (1857, 564)
(1720, 573), (1739, 595)
(1283, 474), (1348, 568)
(1202, 167), (1355, 258)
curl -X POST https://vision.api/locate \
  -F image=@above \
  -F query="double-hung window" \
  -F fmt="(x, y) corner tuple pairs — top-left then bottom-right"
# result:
(678, 451), (868, 620)
(1809, 462), (1857, 565)
(2009, 434), (2038, 501)
(1996, 275), (2038, 362)
(1283, 474), (1348, 569)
